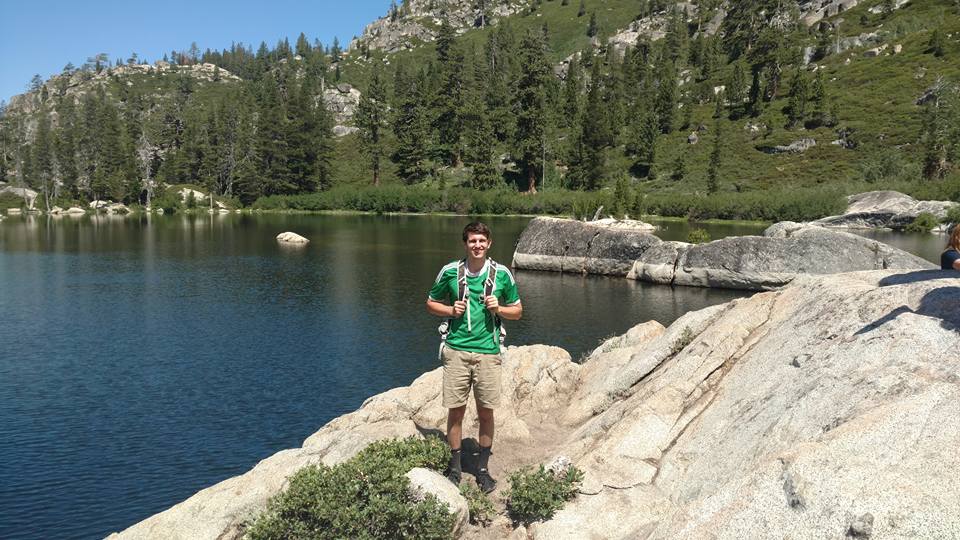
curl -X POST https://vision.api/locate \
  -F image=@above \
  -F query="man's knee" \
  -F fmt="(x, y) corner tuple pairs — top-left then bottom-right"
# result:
(448, 405), (467, 423)
(477, 406), (494, 421)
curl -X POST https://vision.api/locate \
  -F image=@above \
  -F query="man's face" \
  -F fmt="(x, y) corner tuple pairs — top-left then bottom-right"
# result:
(464, 232), (491, 261)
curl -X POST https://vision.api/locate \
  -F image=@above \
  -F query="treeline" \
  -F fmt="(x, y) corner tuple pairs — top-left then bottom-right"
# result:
(1, 0), (957, 213)
(0, 32), (341, 210)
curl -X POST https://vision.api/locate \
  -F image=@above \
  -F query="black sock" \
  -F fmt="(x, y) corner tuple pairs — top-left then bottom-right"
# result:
(448, 449), (462, 473)
(478, 446), (492, 474)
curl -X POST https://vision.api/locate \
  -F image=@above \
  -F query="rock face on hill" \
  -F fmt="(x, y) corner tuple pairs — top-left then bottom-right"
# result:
(110, 271), (960, 539)
(512, 217), (935, 290)
(350, 0), (528, 54)
(813, 190), (957, 230)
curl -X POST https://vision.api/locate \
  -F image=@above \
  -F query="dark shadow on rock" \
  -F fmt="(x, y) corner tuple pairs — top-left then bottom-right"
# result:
(878, 270), (957, 287)
(856, 286), (960, 335)
(414, 424), (446, 441)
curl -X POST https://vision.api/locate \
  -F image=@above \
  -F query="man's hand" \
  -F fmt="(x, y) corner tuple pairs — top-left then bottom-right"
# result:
(452, 300), (467, 317)
(484, 295), (500, 314)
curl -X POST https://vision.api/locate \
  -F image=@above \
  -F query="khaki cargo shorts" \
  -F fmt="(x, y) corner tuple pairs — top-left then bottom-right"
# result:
(441, 346), (502, 409)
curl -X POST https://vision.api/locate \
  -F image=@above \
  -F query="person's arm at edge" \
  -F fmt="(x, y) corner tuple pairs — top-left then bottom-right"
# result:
(954, 258), (960, 271)
(496, 301), (522, 321)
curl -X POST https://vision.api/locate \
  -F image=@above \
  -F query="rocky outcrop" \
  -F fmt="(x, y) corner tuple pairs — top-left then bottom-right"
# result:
(112, 271), (960, 538)
(513, 218), (935, 291)
(813, 191), (958, 230)
(760, 138), (817, 154)
(109, 345), (580, 539)
(630, 221), (935, 290)
(512, 217), (659, 276)
(0, 186), (38, 209)
(322, 83), (362, 135)
(6, 62), (240, 116)
(534, 270), (960, 539)
(350, 0), (528, 54)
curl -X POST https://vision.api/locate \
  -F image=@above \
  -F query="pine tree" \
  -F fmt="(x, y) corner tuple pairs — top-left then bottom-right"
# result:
(786, 67), (809, 128)
(726, 61), (747, 118)
(570, 58), (611, 190)
(587, 12), (599, 37)
(928, 29), (947, 57)
(33, 110), (55, 210)
(654, 57), (678, 133)
(433, 21), (466, 166)
(578, 0), (586, 17)
(513, 29), (550, 193)
(394, 70), (433, 183)
(707, 120), (722, 193)
(462, 56), (499, 189)
(563, 55), (582, 128)
(355, 63), (389, 185)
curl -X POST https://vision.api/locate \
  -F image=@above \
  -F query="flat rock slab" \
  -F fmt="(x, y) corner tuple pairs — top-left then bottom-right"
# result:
(813, 190), (956, 230)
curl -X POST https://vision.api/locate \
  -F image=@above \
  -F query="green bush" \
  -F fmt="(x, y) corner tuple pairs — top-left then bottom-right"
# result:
(687, 228), (711, 244)
(905, 211), (939, 233)
(943, 204), (960, 225)
(246, 436), (454, 540)
(505, 464), (583, 524)
(670, 327), (696, 356)
(0, 192), (25, 210)
(459, 483), (495, 526)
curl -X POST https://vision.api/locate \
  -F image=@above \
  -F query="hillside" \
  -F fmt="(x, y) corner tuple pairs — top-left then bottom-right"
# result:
(1, 0), (959, 219)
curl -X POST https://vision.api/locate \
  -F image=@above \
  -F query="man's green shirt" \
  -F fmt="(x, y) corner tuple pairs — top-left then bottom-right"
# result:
(428, 259), (520, 354)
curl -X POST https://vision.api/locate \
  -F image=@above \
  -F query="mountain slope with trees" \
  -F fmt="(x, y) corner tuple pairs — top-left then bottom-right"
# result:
(1, 0), (958, 220)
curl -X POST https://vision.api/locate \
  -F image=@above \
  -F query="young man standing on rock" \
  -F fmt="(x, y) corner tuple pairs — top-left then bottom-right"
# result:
(426, 221), (522, 493)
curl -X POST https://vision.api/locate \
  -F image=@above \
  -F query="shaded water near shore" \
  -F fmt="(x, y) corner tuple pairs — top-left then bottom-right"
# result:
(0, 213), (943, 539)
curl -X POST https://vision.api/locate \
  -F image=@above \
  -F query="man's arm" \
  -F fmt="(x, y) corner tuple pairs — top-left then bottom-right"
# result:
(427, 298), (466, 318)
(483, 296), (522, 320)
(497, 301), (522, 321)
(954, 258), (960, 271)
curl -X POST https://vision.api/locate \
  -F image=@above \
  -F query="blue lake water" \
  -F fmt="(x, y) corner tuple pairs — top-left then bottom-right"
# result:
(0, 213), (943, 539)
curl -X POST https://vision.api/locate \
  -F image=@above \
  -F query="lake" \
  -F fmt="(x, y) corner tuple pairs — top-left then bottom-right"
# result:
(0, 213), (945, 539)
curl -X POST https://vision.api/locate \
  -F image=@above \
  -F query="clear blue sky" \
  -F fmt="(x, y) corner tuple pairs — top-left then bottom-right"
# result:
(0, 0), (393, 104)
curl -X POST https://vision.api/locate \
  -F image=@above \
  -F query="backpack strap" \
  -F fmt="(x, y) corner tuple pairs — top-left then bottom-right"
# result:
(457, 259), (467, 301)
(483, 259), (498, 299)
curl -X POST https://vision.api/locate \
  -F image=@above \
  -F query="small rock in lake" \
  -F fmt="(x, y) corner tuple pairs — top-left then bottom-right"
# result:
(276, 231), (310, 244)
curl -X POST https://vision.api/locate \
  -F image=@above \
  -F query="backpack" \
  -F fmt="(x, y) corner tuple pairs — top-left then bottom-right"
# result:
(437, 259), (507, 360)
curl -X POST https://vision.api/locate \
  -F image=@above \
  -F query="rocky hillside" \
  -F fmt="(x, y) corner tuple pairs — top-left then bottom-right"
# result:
(350, 0), (529, 53)
(108, 269), (960, 538)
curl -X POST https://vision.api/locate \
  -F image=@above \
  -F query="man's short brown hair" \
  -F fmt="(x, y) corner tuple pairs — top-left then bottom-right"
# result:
(462, 221), (491, 242)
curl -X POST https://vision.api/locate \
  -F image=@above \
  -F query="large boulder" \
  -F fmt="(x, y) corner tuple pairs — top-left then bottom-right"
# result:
(813, 190), (957, 230)
(629, 222), (935, 290)
(512, 217), (660, 276)
(405, 468), (469, 536)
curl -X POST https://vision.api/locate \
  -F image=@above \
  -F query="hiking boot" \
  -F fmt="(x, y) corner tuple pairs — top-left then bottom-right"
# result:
(445, 468), (461, 486)
(475, 470), (497, 494)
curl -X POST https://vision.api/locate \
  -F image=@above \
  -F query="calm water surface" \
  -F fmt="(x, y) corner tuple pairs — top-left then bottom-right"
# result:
(0, 213), (940, 539)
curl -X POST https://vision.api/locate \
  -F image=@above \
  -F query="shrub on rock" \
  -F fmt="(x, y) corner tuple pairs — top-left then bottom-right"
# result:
(505, 463), (583, 524)
(246, 436), (454, 539)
